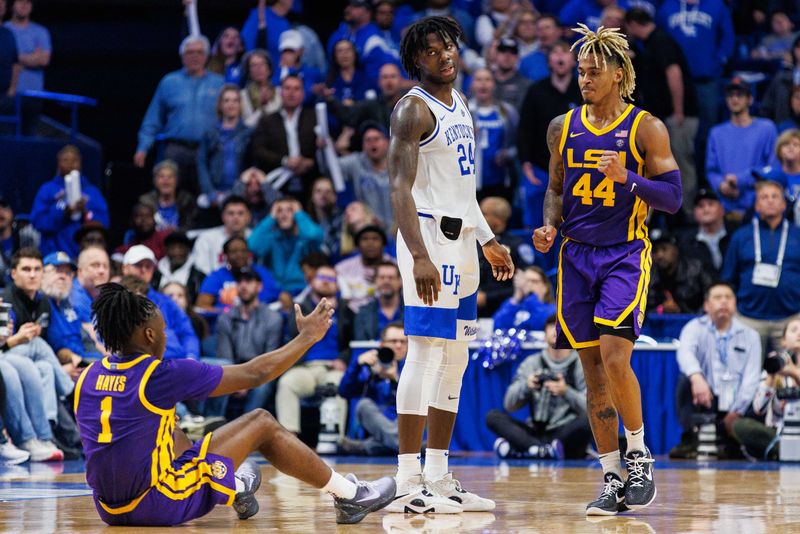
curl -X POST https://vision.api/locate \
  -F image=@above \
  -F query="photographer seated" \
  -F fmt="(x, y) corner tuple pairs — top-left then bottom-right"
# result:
(730, 318), (800, 460)
(670, 283), (763, 459)
(337, 323), (406, 456)
(486, 315), (592, 460)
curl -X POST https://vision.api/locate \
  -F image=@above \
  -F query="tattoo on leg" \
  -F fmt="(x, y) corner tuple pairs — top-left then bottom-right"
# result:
(596, 407), (617, 421)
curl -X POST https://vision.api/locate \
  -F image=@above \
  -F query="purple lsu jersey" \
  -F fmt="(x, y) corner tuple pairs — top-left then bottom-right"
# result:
(559, 104), (650, 246)
(74, 354), (229, 516)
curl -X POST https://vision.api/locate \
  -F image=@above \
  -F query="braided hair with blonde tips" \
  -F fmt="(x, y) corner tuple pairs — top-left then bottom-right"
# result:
(570, 23), (636, 100)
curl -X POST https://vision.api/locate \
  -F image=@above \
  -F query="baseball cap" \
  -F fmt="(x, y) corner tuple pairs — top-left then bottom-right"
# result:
(43, 251), (77, 270)
(279, 30), (304, 52)
(359, 120), (389, 138)
(725, 78), (751, 96)
(354, 224), (387, 246)
(122, 245), (156, 266)
(164, 231), (193, 248)
(234, 267), (262, 282)
(72, 220), (108, 245)
(497, 38), (519, 54)
(651, 230), (677, 248)
(348, 0), (373, 9)
(693, 188), (720, 206)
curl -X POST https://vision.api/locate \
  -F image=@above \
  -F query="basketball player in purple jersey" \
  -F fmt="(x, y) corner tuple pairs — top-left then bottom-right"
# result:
(74, 283), (395, 526)
(533, 25), (682, 515)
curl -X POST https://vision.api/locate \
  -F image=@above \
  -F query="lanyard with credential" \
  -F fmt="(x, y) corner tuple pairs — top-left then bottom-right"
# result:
(753, 218), (789, 267)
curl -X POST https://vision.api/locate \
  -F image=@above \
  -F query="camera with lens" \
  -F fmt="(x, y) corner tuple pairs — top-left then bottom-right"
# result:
(315, 382), (339, 398)
(777, 386), (800, 400)
(377, 347), (395, 368)
(764, 351), (793, 375)
(536, 370), (559, 384)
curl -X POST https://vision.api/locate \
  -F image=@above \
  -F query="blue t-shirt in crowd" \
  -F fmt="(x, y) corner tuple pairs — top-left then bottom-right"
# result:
(474, 104), (508, 189)
(219, 127), (239, 191)
(303, 313), (339, 362)
(4, 21), (50, 91)
(157, 203), (179, 230)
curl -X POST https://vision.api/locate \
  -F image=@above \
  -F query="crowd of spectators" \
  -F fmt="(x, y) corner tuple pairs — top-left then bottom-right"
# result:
(4, 0), (800, 463)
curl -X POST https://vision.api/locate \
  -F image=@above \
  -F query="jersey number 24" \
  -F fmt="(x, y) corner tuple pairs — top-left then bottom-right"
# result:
(457, 143), (475, 176)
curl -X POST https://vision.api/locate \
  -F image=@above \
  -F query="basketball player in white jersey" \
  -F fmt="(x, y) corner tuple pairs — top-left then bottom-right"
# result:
(387, 16), (514, 513)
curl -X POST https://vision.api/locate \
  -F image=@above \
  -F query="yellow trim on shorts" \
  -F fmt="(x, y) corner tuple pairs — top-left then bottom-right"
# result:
(556, 238), (600, 349)
(98, 487), (152, 515)
(592, 238), (652, 327)
(580, 104), (634, 136)
(558, 108), (575, 155)
(72, 361), (95, 414)
(101, 353), (151, 371)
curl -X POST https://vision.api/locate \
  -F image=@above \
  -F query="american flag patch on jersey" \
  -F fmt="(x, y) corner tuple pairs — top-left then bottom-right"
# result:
(615, 130), (628, 137)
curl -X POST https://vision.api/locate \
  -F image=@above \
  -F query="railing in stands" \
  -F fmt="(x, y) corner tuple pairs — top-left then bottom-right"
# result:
(0, 90), (97, 140)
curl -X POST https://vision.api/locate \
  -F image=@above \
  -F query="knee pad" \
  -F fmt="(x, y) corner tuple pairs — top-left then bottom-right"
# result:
(429, 340), (469, 413)
(396, 336), (445, 416)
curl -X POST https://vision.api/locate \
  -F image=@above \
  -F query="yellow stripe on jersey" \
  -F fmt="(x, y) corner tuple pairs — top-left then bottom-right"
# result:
(73, 361), (95, 414)
(629, 110), (648, 168)
(556, 238), (600, 349)
(558, 108), (575, 156)
(593, 238), (652, 327)
(100, 353), (151, 371)
(580, 104), (634, 136)
(138, 360), (172, 416)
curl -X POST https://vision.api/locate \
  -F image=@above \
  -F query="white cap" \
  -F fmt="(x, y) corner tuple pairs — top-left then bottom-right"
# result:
(279, 30), (303, 52)
(122, 245), (156, 266)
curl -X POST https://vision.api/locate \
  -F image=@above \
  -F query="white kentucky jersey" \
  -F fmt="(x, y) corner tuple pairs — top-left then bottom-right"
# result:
(399, 86), (484, 229)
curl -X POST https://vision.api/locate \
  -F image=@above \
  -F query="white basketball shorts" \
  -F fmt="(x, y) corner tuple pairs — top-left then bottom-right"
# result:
(396, 212), (479, 341)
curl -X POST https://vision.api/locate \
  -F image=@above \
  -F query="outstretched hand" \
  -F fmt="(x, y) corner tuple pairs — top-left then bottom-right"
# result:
(295, 299), (334, 343)
(482, 240), (514, 281)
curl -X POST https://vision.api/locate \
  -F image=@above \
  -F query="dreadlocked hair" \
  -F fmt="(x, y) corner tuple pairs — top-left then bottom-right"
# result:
(92, 282), (157, 355)
(571, 23), (636, 100)
(400, 16), (462, 81)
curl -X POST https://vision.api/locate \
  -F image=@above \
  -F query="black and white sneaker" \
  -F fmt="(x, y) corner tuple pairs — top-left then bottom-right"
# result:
(624, 448), (656, 510)
(585, 472), (626, 516)
(333, 473), (397, 524)
(384, 474), (463, 514)
(232, 459), (261, 520)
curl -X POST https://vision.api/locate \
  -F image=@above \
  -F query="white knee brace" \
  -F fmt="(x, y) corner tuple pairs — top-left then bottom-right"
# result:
(428, 340), (469, 413)
(396, 336), (445, 416)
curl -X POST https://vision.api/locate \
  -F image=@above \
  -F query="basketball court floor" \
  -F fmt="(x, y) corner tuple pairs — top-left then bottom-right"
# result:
(1, 454), (798, 533)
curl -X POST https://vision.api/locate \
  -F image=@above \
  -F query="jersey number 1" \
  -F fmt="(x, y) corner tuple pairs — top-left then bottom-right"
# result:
(572, 173), (616, 207)
(457, 143), (474, 176)
(98, 396), (113, 443)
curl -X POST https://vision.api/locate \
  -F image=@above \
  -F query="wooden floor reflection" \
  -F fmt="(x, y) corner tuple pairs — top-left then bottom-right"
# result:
(2, 458), (800, 533)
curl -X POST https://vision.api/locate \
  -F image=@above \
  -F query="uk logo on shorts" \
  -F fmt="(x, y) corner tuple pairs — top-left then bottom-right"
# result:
(211, 460), (228, 480)
(442, 265), (461, 295)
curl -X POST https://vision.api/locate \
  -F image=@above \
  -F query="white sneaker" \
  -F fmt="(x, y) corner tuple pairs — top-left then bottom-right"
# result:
(428, 473), (495, 511)
(384, 475), (463, 514)
(0, 442), (30, 465)
(19, 439), (63, 462)
(37, 440), (65, 462)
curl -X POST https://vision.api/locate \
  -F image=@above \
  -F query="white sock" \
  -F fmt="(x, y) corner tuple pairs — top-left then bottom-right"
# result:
(321, 470), (357, 500)
(397, 453), (422, 483)
(423, 448), (449, 481)
(235, 477), (245, 493)
(625, 425), (646, 454)
(599, 450), (622, 478)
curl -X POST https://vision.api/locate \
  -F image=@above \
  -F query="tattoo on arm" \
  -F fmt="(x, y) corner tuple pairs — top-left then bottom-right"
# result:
(543, 115), (566, 228)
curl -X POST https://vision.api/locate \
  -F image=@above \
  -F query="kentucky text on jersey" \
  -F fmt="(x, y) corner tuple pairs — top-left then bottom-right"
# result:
(558, 104), (650, 247)
(444, 123), (475, 146)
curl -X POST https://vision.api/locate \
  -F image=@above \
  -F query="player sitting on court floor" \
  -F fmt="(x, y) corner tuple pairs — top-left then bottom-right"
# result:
(73, 283), (395, 526)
